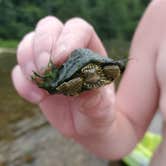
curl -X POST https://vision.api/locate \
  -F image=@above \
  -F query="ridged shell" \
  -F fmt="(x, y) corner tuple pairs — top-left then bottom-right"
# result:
(50, 48), (122, 89)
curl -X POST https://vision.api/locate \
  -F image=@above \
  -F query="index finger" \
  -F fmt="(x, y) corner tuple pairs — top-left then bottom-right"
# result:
(51, 18), (107, 65)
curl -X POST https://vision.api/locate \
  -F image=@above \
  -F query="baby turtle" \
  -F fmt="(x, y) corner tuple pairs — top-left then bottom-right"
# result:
(32, 48), (125, 96)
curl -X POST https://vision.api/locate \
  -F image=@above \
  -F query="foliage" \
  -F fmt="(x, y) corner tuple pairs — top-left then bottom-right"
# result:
(0, 0), (149, 41)
(0, 39), (18, 48)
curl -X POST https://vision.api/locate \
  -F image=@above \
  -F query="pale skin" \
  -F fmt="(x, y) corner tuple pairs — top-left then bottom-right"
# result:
(11, 0), (166, 164)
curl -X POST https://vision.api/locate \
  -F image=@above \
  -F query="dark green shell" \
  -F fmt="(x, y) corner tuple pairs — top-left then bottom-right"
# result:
(32, 48), (126, 95)
(50, 48), (122, 89)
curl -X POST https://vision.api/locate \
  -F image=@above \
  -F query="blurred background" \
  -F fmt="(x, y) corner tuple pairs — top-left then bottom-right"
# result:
(0, 0), (162, 166)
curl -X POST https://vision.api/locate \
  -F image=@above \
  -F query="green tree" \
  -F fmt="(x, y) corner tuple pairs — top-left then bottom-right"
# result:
(0, 0), (148, 41)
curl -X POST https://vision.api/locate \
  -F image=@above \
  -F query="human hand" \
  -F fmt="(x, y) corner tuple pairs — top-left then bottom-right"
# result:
(12, 0), (164, 159)
(12, 17), (122, 158)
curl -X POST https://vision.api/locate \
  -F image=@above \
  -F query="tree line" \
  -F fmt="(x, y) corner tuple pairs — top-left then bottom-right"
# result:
(0, 0), (149, 41)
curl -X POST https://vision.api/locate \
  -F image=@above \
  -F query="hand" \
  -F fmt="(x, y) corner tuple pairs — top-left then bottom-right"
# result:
(12, 0), (165, 160)
(12, 17), (121, 158)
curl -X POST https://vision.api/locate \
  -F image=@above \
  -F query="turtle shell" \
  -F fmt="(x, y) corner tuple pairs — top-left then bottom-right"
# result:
(50, 48), (123, 90)
(32, 48), (126, 95)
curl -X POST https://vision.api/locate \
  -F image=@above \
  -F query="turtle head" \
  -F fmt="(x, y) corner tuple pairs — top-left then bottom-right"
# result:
(31, 60), (59, 93)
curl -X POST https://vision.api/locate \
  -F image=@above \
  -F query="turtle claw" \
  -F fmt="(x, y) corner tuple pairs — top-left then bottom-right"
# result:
(31, 71), (46, 88)
(31, 60), (59, 90)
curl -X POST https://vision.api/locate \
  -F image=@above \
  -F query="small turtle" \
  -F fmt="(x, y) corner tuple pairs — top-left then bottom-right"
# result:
(32, 48), (126, 96)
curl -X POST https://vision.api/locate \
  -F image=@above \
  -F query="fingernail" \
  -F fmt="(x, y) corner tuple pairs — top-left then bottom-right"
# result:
(36, 52), (50, 71)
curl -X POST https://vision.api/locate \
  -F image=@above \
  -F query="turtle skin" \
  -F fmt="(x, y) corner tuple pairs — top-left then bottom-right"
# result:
(32, 48), (125, 96)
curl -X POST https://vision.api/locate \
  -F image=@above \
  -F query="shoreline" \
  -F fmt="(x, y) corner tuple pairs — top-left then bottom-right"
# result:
(0, 48), (16, 55)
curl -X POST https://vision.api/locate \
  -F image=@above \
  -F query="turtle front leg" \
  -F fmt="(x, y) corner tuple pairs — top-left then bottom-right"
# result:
(56, 77), (83, 96)
(103, 65), (121, 81)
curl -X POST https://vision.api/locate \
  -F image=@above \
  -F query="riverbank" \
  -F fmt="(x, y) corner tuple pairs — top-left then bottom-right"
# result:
(0, 48), (16, 56)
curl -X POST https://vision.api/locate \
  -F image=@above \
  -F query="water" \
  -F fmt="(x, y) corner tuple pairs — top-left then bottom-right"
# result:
(0, 51), (36, 141)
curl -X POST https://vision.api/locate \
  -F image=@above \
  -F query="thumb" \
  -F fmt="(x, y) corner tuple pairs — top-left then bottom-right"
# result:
(71, 84), (116, 136)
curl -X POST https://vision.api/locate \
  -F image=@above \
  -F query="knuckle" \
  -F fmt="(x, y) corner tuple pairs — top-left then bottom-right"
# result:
(21, 31), (35, 43)
(66, 17), (86, 24)
(36, 15), (63, 29)
(37, 16), (55, 26)
(17, 32), (34, 63)
(65, 17), (94, 33)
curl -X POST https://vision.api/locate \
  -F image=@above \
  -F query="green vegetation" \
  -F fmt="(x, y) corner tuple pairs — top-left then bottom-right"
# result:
(0, 0), (149, 42)
(0, 39), (18, 48)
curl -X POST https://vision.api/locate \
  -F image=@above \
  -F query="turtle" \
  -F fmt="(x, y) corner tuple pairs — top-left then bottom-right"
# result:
(31, 48), (126, 96)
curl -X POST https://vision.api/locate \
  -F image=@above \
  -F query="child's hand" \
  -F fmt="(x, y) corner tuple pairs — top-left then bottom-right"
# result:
(12, 17), (121, 158)
(12, 0), (164, 159)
